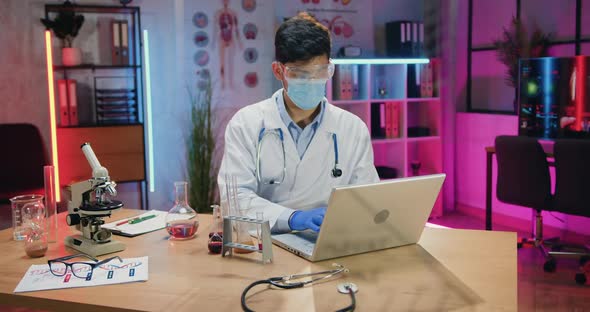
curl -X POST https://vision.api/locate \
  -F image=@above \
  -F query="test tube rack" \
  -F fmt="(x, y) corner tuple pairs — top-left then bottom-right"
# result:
(221, 216), (273, 264)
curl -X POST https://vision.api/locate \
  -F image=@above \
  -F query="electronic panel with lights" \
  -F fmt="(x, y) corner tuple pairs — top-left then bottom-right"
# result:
(518, 56), (590, 139)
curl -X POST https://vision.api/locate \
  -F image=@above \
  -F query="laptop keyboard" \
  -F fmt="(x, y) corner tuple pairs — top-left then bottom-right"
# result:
(296, 230), (319, 242)
(273, 231), (318, 256)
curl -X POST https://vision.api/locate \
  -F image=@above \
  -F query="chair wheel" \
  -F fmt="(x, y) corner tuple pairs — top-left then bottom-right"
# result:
(544, 259), (557, 272)
(575, 273), (587, 285)
(579, 256), (590, 266)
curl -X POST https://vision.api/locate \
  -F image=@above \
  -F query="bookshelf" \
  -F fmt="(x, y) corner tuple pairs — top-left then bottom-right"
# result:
(45, 4), (143, 126)
(44, 3), (147, 208)
(327, 58), (443, 217)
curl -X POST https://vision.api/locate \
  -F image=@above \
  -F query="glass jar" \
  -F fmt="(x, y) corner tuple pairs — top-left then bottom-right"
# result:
(10, 194), (44, 241)
(21, 197), (48, 258)
(166, 181), (199, 240)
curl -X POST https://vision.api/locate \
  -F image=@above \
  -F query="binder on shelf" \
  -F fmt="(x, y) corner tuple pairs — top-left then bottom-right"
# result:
(333, 65), (343, 100)
(111, 20), (121, 65)
(333, 65), (353, 100)
(383, 102), (401, 139)
(120, 20), (129, 65)
(412, 22), (419, 57)
(431, 58), (440, 97)
(400, 22), (406, 48)
(344, 65), (353, 100)
(385, 20), (424, 57)
(351, 65), (359, 99)
(57, 79), (69, 127)
(57, 79), (78, 126)
(68, 79), (78, 126)
(420, 63), (434, 98)
(385, 103), (392, 138)
(391, 102), (400, 138)
(407, 64), (420, 98)
(405, 22), (412, 56)
(371, 103), (386, 138)
(419, 23), (425, 57)
(386, 21), (408, 57)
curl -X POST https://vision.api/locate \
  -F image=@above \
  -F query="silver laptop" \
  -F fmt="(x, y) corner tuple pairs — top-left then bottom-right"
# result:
(272, 174), (446, 262)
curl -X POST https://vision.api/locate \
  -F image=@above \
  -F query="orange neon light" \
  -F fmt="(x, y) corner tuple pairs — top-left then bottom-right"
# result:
(45, 30), (61, 202)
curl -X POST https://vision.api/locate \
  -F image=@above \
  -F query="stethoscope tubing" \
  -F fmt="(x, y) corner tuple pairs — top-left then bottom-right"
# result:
(256, 127), (342, 184)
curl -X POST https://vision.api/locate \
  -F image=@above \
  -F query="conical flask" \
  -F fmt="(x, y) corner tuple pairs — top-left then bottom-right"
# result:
(166, 181), (199, 240)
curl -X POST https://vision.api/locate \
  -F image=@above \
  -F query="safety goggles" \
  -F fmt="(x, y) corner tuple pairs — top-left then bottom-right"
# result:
(282, 62), (335, 80)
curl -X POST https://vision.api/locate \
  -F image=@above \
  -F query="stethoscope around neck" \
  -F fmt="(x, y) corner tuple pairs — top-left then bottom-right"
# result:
(255, 127), (342, 185)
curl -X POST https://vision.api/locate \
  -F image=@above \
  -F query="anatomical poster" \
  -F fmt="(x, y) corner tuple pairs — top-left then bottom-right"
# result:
(278, 0), (373, 55)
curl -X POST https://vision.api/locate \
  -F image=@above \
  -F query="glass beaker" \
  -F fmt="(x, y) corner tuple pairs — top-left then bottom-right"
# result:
(207, 204), (223, 254)
(166, 181), (199, 240)
(10, 194), (44, 241)
(22, 201), (48, 258)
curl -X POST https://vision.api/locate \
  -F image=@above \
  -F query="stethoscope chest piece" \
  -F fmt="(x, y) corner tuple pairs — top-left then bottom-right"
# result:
(332, 167), (342, 178)
(337, 282), (359, 294)
(330, 132), (342, 178)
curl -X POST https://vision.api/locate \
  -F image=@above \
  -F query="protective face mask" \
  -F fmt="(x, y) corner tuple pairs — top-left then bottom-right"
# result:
(285, 78), (327, 110)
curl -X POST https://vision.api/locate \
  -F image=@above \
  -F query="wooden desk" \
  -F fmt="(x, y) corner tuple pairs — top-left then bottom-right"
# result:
(0, 209), (517, 311)
(485, 146), (554, 231)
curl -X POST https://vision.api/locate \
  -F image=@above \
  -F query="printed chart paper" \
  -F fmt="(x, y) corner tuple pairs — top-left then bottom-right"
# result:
(14, 256), (148, 293)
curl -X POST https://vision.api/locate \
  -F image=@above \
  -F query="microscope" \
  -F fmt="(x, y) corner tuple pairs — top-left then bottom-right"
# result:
(64, 143), (125, 257)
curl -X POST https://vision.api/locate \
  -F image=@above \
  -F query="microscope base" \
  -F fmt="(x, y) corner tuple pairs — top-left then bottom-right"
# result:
(64, 235), (125, 257)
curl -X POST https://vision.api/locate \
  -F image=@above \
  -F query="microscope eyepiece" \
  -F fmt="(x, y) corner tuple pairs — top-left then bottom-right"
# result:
(81, 143), (102, 171)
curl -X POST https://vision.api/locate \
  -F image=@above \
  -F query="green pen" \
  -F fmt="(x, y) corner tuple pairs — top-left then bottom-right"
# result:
(128, 214), (157, 224)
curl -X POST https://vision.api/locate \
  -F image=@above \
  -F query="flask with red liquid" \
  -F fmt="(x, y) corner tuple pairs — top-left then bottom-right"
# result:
(207, 205), (223, 254)
(166, 181), (199, 240)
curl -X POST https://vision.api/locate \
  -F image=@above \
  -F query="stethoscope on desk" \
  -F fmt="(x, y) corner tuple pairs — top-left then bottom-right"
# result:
(256, 127), (342, 185)
(240, 263), (358, 312)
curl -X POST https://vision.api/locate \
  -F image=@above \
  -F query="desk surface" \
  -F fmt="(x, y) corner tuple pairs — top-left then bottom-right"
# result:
(0, 209), (517, 312)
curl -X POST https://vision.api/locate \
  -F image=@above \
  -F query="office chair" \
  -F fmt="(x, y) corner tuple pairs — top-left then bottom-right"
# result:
(551, 139), (590, 283)
(0, 123), (49, 202)
(494, 136), (556, 263)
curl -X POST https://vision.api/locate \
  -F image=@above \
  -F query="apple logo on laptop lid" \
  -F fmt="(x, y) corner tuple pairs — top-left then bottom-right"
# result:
(374, 209), (390, 224)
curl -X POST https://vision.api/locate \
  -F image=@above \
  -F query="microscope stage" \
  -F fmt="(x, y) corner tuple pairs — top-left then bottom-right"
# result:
(64, 235), (125, 257)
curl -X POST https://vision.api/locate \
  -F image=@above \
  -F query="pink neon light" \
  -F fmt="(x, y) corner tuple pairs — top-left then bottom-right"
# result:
(45, 30), (60, 202)
(574, 56), (586, 132)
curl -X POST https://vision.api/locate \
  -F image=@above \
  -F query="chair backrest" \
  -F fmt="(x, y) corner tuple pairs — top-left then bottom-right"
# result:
(0, 123), (49, 193)
(495, 135), (552, 211)
(553, 139), (590, 217)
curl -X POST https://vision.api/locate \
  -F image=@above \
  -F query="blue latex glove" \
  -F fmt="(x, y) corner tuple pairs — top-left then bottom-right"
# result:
(288, 207), (326, 232)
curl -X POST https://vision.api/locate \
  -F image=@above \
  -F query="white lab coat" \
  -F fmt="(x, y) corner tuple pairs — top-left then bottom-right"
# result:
(218, 89), (379, 233)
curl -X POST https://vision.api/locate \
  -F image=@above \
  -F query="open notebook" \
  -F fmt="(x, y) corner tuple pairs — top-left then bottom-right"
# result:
(103, 210), (170, 237)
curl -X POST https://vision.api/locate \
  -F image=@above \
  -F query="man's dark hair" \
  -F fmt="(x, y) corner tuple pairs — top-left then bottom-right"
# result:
(275, 12), (331, 64)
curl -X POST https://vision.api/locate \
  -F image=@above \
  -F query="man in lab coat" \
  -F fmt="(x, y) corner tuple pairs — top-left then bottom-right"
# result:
(218, 12), (379, 233)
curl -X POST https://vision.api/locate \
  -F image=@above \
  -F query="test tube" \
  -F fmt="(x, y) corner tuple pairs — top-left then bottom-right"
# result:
(256, 211), (263, 250)
(44, 165), (58, 243)
(232, 175), (240, 212)
(224, 174), (233, 216)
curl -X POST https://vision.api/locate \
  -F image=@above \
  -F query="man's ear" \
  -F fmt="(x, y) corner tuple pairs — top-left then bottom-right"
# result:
(271, 62), (284, 81)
